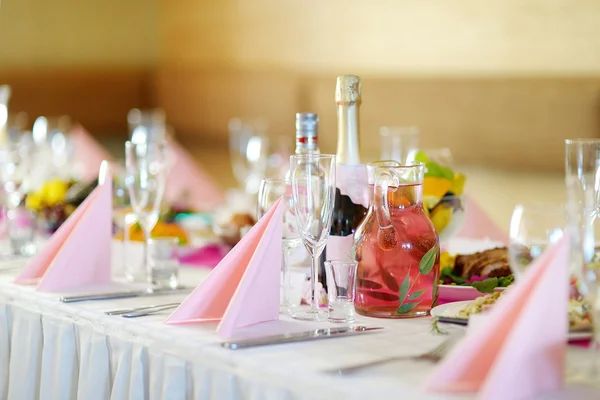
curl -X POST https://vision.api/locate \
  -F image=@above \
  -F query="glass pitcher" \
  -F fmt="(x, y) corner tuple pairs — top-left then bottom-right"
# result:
(354, 161), (440, 318)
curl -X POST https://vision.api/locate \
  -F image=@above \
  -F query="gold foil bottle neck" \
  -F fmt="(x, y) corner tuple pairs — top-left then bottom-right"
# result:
(335, 75), (362, 105)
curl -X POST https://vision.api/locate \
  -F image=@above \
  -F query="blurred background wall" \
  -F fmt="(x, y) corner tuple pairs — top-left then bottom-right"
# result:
(2, 0), (600, 170)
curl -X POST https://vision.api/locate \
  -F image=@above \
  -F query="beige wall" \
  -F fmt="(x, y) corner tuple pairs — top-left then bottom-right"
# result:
(161, 0), (600, 75)
(0, 0), (157, 67)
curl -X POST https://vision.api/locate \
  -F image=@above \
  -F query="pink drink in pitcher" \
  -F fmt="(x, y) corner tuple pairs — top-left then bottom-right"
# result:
(354, 162), (440, 318)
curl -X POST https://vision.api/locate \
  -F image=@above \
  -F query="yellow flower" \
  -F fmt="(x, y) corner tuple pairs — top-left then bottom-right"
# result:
(43, 179), (69, 206)
(26, 192), (42, 211)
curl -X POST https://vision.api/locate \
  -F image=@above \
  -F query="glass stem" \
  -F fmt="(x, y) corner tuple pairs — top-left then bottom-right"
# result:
(309, 253), (320, 312)
(142, 222), (151, 284)
(281, 251), (290, 308)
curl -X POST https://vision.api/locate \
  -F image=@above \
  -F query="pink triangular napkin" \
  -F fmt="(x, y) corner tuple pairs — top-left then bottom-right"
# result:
(425, 235), (570, 399)
(70, 125), (114, 181)
(457, 196), (508, 244)
(14, 170), (113, 292)
(165, 197), (283, 337)
(164, 140), (224, 211)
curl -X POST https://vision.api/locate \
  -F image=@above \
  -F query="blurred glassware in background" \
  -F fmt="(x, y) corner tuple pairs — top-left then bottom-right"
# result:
(125, 140), (168, 283)
(257, 177), (303, 315)
(0, 86), (10, 143)
(266, 135), (292, 179)
(420, 147), (454, 168)
(128, 108), (167, 144)
(228, 117), (270, 195)
(0, 144), (37, 256)
(508, 203), (566, 279)
(565, 138), (600, 381)
(380, 126), (419, 164)
(31, 116), (74, 182)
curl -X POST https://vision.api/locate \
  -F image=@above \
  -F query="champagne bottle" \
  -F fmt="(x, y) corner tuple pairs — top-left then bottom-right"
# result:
(321, 75), (367, 288)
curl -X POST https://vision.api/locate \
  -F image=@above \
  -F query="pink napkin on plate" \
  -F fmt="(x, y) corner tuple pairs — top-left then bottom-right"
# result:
(456, 196), (508, 244)
(70, 125), (114, 181)
(165, 140), (224, 211)
(165, 197), (283, 338)
(14, 163), (112, 292)
(425, 234), (570, 399)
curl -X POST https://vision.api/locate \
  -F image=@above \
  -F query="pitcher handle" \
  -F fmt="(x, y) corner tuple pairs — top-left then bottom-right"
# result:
(374, 171), (398, 250)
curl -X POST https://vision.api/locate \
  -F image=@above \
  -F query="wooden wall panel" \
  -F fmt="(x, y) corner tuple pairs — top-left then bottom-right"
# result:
(0, 69), (153, 135)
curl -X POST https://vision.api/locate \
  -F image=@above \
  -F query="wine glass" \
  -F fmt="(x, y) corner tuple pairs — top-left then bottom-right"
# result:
(508, 203), (566, 279)
(257, 178), (303, 314)
(289, 154), (336, 321)
(228, 118), (270, 195)
(380, 126), (419, 164)
(565, 138), (600, 382)
(124, 140), (168, 283)
(128, 108), (167, 144)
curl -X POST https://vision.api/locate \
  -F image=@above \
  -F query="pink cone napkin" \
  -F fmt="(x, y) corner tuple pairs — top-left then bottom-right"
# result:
(457, 196), (508, 244)
(70, 125), (113, 181)
(164, 140), (224, 211)
(425, 235), (570, 399)
(165, 197), (283, 337)
(15, 164), (112, 292)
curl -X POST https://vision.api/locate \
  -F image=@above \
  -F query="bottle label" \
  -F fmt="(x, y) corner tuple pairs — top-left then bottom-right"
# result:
(336, 164), (369, 208)
(326, 235), (356, 261)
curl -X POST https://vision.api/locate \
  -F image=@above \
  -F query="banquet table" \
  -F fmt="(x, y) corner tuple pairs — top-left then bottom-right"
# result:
(0, 261), (598, 400)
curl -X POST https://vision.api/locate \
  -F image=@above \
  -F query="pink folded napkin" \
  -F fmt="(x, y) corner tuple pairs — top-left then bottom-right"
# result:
(165, 198), (283, 338)
(165, 140), (224, 211)
(425, 235), (570, 399)
(456, 196), (508, 244)
(15, 163), (112, 292)
(70, 125), (114, 181)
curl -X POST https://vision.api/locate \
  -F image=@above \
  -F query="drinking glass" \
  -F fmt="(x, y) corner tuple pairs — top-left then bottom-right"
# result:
(128, 108), (167, 144)
(565, 138), (600, 382)
(324, 259), (357, 323)
(148, 237), (180, 289)
(228, 118), (270, 195)
(508, 204), (567, 278)
(380, 126), (419, 164)
(0, 143), (37, 255)
(125, 140), (168, 283)
(257, 178), (303, 314)
(289, 154), (336, 321)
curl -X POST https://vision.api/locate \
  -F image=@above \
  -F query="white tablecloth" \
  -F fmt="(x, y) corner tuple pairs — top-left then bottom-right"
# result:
(0, 262), (598, 400)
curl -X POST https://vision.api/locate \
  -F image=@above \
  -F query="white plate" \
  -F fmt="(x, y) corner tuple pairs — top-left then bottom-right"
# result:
(431, 301), (592, 341)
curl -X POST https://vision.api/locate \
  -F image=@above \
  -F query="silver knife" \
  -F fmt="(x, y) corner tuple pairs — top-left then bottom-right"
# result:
(221, 325), (383, 349)
(59, 286), (192, 303)
(436, 316), (469, 326)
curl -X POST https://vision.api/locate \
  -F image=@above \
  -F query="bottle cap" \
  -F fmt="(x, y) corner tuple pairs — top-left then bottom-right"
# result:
(335, 75), (361, 105)
(296, 113), (318, 147)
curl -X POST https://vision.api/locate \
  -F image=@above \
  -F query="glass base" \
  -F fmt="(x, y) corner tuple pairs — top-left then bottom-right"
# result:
(290, 307), (327, 321)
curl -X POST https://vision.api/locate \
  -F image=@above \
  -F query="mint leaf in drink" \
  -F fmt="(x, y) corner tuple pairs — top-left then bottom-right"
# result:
(398, 275), (410, 303)
(419, 245), (438, 275)
(396, 301), (420, 315)
(472, 277), (499, 293)
(407, 289), (425, 300)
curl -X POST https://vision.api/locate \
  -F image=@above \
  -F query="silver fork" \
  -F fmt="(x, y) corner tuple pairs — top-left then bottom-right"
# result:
(104, 302), (180, 316)
(327, 333), (462, 375)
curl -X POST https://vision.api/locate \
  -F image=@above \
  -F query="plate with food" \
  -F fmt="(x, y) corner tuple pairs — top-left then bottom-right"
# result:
(431, 293), (592, 340)
(439, 241), (514, 302)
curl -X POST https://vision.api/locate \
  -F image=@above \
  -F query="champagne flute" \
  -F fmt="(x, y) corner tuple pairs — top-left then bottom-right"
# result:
(289, 154), (336, 321)
(380, 126), (419, 164)
(228, 118), (270, 195)
(257, 178), (303, 314)
(508, 203), (566, 279)
(124, 140), (168, 284)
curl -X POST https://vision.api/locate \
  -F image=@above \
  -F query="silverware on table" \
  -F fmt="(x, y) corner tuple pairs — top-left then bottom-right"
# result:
(221, 326), (384, 350)
(326, 333), (463, 375)
(59, 286), (192, 303)
(105, 302), (181, 316)
(121, 303), (180, 318)
(436, 316), (469, 326)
